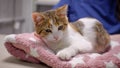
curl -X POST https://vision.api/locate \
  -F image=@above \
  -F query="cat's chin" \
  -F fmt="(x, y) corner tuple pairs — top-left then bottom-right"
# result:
(46, 39), (61, 43)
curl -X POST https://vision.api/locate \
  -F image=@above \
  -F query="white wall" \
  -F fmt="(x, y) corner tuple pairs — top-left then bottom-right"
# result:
(0, 0), (60, 34)
(21, 0), (34, 33)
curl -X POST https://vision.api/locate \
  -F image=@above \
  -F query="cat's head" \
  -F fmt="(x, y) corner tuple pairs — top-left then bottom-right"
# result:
(32, 5), (68, 42)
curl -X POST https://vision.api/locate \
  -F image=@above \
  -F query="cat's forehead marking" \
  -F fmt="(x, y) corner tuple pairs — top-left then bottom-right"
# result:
(48, 19), (58, 33)
(50, 20), (56, 28)
(49, 19), (58, 28)
(50, 19), (54, 25)
(44, 11), (60, 26)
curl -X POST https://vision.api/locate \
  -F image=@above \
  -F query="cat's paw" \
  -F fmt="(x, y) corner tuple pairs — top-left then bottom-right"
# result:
(4, 34), (16, 43)
(56, 49), (75, 60)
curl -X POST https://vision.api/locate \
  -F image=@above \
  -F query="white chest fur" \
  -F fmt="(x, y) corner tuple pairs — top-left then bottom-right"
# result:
(47, 24), (93, 54)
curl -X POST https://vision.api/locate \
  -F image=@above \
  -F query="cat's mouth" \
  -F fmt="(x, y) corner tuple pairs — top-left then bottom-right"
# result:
(51, 39), (61, 42)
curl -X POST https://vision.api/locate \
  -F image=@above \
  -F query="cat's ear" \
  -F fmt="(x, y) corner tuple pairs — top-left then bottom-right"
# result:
(56, 5), (68, 17)
(32, 12), (44, 25)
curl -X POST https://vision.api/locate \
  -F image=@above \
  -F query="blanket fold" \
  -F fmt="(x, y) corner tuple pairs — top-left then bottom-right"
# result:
(4, 33), (120, 68)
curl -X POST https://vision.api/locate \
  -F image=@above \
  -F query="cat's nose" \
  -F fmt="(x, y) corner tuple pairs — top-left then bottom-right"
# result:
(54, 36), (59, 40)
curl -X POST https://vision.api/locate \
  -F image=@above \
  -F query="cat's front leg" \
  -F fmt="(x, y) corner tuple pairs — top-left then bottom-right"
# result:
(56, 41), (93, 60)
(56, 47), (77, 60)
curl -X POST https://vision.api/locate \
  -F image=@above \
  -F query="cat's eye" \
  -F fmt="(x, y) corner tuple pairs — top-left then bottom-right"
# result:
(45, 29), (52, 33)
(58, 25), (63, 30)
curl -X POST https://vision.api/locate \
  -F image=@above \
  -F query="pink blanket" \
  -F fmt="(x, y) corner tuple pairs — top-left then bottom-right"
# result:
(4, 33), (120, 68)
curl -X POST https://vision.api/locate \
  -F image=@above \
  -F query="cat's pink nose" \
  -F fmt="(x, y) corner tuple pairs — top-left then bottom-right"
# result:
(54, 36), (59, 40)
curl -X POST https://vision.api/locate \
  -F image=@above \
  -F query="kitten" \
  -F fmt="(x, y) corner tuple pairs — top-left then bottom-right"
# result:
(32, 5), (110, 60)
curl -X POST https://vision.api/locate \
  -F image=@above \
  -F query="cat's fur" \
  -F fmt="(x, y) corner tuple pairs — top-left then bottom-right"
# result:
(32, 5), (110, 60)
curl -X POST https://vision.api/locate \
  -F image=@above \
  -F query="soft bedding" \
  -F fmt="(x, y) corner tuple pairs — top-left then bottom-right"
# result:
(4, 33), (120, 68)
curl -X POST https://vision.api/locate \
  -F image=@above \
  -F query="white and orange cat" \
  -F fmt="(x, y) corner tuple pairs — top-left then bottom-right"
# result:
(32, 5), (110, 60)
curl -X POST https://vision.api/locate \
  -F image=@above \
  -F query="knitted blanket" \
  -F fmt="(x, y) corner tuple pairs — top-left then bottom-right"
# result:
(4, 33), (120, 68)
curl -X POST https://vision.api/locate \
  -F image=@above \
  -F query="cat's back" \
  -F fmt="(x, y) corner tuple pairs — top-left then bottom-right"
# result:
(78, 17), (100, 28)
(77, 18), (99, 43)
(72, 17), (110, 53)
(73, 18), (99, 41)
